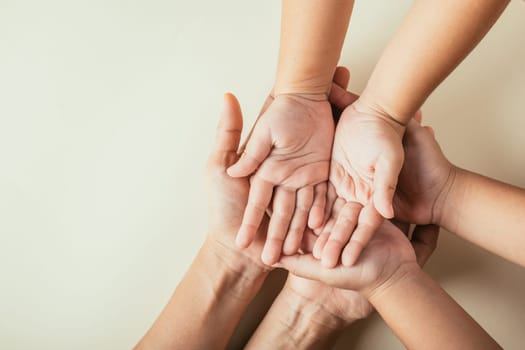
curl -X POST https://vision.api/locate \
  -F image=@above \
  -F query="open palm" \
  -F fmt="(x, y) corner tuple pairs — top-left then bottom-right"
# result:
(227, 94), (334, 265)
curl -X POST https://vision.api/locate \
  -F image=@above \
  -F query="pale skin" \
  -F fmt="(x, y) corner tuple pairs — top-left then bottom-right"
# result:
(246, 219), (440, 350)
(134, 84), (359, 349)
(325, 78), (525, 267)
(276, 219), (502, 350)
(134, 94), (272, 350)
(227, 0), (355, 266)
(322, 0), (510, 267)
(229, 0), (510, 268)
(134, 71), (440, 350)
(278, 79), (519, 348)
(245, 69), (438, 350)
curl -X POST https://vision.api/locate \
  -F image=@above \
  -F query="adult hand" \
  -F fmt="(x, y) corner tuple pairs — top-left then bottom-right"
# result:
(227, 92), (334, 266)
(206, 93), (271, 274)
(393, 117), (455, 226)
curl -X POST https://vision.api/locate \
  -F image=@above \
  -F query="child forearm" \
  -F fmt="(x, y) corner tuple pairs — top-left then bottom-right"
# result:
(440, 168), (525, 267)
(369, 263), (501, 350)
(362, 0), (509, 123)
(135, 239), (269, 350)
(274, 0), (354, 97)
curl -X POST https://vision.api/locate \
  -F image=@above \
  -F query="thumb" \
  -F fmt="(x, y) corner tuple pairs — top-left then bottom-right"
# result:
(373, 151), (404, 218)
(227, 120), (272, 178)
(212, 93), (243, 156)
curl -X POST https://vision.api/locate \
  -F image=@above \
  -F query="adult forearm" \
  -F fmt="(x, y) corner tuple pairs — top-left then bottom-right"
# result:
(245, 286), (346, 350)
(440, 168), (525, 267)
(362, 0), (508, 123)
(274, 0), (354, 96)
(135, 239), (269, 350)
(368, 264), (501, 350)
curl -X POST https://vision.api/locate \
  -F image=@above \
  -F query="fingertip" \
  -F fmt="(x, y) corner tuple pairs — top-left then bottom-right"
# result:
(307, 208), (323, 230)
(226, 165), (236, 177)
(226, 162), (248, 178)
(261, 247), (279, 266)
(321, 256), (337, 269)
(282, 238), (300, 256)
(321, 247), (339, 269)
(342, 253), (356, 267)
(342, 244), (359, 267)
(374, 191), (395, 219)
(381, 203), (394, 219)
(235, 231), (251, 249)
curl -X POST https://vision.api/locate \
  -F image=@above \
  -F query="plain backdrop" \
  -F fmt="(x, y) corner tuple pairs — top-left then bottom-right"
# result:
(1, 1), (525, 349)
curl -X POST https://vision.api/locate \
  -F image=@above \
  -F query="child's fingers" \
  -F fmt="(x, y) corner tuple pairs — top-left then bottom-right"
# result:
(314, 181), (338, 234)
(373, 152), (403, 219)
(308, 182), (327, 230)
(321, 201), (362, 268)
(236, 177), (273, 248)
(283, 186), (314, 255)
(313, 231), (330, 259)
(261, 186), (296, 265)
(275, 254), (326, 282)
(276, 254), (364, 290)
(312, 196), (344, 258)
(227, 123), (272, 178)
(341, 203), (382, 267)
(411, 224), (440, 267)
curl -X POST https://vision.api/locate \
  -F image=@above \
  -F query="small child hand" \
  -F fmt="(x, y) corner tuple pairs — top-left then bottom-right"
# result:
(227, 93), (334, 265)
(325, 99), (406, 266)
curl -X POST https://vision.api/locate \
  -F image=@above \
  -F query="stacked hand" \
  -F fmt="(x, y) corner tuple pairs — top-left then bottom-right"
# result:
(206, 93), (271, 273)
(227, 92), (335, 265)
(227, 64), (451, 271)
(325, 100), (406, 266)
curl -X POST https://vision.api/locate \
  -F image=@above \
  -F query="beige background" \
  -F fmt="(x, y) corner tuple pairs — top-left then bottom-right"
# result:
(1, 1), (524, 349)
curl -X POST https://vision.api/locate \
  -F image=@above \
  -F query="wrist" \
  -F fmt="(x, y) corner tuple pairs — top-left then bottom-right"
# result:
(365, 262), (421, 305)
(274, 73), (333, 98)
(351, 97), (407, 137)
(359, 88), (413, 126)
(202, 238), (270, 301)
(270, 287), (347, 347)
(272, 91), (328, 103)
(437, 167), (471, 233)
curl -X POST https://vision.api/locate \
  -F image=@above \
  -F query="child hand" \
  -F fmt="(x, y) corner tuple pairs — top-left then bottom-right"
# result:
(278, 221), (439, 296)
(227, 93), (334, 265)
(326, 100), (405, 265)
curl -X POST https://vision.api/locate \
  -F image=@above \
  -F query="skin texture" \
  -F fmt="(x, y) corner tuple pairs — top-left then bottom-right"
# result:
(238, 0), (509, 269)
(245, 68), (440, 350)
(226, 0), (355, 266)
(276, 220), (502, 350)
(135, 94), (272, 350)
(327, 0), (509, 265)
